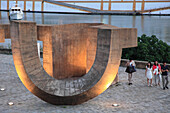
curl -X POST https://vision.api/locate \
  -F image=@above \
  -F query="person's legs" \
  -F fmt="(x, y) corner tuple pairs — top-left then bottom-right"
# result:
(165, 76), (169, 89)
(150, 79), (152, 86)
(147, 78), (149, 86)
(130, 73), (132, 84)
(128, 73), (132, 85)
(158, 75), (160, 86)
(162, 76), (165, 90)
(128, 73), (130, 84)
(154, 75), (157, 86)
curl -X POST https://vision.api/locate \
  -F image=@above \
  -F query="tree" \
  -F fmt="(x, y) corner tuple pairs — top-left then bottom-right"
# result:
(122, 34), (170, 63)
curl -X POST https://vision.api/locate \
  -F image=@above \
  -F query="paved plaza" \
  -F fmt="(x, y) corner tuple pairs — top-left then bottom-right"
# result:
(0, 54), (169, 113)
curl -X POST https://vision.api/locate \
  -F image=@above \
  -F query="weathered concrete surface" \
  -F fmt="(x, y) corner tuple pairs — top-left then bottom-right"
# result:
(0, 54), (169, 113)
(9, 21), (110, 104)
(37, 25), (53, 77)
(0, 29), (5, 42)
(86, 25), (137, 72)
(52, 23), (102, 79)
(0, 24), (10, 39)
(9, 20), (137, 105)
(0, 23), (137, 79)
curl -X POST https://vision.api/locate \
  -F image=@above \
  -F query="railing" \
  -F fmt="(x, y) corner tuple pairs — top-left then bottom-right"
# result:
(0, 0), (170, 13)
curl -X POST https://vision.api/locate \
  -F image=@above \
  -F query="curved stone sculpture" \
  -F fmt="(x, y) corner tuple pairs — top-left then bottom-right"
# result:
(2, 21), (137, 105)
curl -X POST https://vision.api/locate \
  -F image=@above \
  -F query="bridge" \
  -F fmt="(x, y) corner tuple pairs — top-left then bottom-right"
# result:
(0, 0), (170, 14)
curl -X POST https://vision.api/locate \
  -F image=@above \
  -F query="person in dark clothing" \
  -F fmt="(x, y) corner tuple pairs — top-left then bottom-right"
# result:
(161, 61), (169, 90)
(125, 58), (136, 85)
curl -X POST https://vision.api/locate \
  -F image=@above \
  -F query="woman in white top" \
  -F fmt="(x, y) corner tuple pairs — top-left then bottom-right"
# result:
(145, 61), (153, 86)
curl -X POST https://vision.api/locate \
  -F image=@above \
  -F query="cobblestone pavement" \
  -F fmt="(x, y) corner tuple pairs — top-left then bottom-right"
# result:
(0, 54), (169, 113)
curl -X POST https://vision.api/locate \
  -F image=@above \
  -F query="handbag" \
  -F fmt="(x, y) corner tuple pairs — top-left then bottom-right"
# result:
(125, 66), (136, 73)
(131, 66), (136, 72)
(125, 66), (132, 73)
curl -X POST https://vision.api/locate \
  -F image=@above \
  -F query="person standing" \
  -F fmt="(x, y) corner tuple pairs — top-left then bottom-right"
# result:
(145, 61), (153, 86)
(153, 61), (161, 86)
(161, 61), (169, 90)
(125, 58), (136, 85)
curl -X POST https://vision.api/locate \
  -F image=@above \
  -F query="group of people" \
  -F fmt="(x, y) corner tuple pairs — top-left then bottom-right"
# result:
(125, 59), (169, 90)
(145, 61), (169, 90)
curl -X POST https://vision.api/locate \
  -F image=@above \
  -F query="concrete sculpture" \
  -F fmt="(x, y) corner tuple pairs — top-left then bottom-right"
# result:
(0, 21), (137, 105)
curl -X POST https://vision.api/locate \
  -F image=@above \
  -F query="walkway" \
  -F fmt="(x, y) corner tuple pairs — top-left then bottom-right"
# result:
(0, 54), (169, 113)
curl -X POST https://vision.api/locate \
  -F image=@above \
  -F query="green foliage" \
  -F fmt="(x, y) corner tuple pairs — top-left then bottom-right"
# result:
(122, 34), (170, 63)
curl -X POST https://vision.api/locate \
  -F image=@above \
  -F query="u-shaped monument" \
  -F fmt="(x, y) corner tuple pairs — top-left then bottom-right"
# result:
(0, 21), (137, 105)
